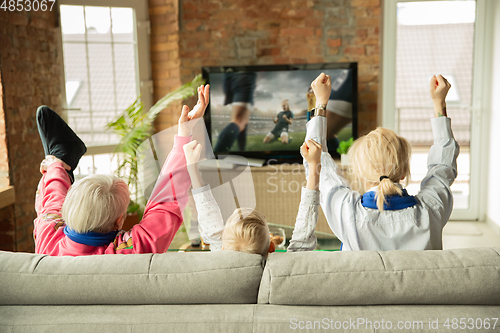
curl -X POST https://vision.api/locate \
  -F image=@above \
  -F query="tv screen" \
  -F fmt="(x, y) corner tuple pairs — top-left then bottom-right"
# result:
(202, 63), (357, 162)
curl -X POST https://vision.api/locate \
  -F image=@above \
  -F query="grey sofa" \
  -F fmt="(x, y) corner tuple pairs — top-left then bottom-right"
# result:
(1, 247), (499, 332)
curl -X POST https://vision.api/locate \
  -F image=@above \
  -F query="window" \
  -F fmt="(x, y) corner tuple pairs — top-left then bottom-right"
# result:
(59, 0), (151, 179)
(382, 0), (491, 220)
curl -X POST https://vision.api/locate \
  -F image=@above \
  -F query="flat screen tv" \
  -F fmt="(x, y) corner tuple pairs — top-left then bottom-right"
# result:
(202, 62), (357, 163)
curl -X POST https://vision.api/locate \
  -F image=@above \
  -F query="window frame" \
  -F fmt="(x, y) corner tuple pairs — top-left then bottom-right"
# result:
(58, 0), (152, 156)
(381, 0), (493, 220)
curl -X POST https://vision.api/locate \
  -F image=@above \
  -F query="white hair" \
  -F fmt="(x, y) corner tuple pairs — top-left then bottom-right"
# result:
(62, 174), (129, 233)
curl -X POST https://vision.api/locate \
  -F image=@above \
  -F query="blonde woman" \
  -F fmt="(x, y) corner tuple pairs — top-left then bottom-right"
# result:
(303, 73), (459, 251)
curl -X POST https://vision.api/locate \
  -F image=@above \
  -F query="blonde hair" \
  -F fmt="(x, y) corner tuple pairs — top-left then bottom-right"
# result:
(348, 127), (411, 211)
(222, 208), (270, 257)
(62, 174), (129, 233)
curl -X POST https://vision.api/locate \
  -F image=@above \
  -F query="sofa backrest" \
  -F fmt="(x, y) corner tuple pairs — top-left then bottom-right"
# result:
(0, 251), (264, 305)
(2, 247), (500, 306)
(258, 247), (500, 306)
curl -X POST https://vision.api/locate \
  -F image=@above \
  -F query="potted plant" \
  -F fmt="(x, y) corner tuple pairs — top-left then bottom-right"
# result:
(107, 74), (204, 228)
(337, 137), (354, 166)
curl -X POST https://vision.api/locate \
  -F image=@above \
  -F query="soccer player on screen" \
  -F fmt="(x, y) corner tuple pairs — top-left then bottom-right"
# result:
(213, 72), (257, 152)
(263, 100), (294, 144)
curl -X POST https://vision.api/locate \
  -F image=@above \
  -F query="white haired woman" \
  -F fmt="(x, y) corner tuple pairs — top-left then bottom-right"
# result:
(33, 85), (210, 255)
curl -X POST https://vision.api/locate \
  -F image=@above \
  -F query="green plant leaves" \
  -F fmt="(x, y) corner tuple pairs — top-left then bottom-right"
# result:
(107, 75), (205, 218)
(336, 137), (354, 155)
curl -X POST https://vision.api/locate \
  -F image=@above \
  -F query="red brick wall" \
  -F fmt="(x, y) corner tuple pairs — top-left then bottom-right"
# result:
(150, 0), (380, 134)
(149, 0), (183, 131)
(0, 10), (64, 252)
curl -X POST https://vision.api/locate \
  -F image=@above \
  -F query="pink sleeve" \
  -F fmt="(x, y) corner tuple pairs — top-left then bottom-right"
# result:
(37, 162), (71, 216)
(34, 163), (71, 253)
(131, 135), (192, 253)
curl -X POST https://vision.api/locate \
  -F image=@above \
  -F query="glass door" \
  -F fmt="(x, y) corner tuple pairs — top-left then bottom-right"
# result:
(382, 0), (488, 220)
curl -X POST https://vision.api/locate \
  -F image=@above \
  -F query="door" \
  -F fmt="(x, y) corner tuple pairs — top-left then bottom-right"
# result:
(382, 0), (490, 220)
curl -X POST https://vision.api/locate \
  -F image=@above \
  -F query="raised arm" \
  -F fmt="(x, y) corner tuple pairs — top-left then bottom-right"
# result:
(303, 73), (332, 149)
(184, 141), (224, 251)
(417, 75), (459, 226)
(130, 84), (210, 254)
(303, 73), (361, 251)
(36, 156), (72, 216)
(34, 156), (71, 252)
(288, 140), (321, 252)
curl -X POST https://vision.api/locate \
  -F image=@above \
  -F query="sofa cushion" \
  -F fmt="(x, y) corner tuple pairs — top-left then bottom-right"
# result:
(258, 247), (500, 305)
(0, 250), (264, 305)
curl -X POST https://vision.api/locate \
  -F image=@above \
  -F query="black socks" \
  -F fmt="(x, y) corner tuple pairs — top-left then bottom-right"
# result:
(36, 106), (87, 183)
(237, 125), (247, 151)
(214, 122), (240, 152)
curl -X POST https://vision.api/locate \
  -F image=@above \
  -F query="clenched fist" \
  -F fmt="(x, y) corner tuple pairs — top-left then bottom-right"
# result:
(300, 139), (322, 166)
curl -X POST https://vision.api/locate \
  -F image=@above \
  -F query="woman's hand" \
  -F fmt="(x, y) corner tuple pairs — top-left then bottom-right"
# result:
(311, 73), (331, 107)
(301, 139), (322, 166)
(40, 155), (71, 174)
(178, 84), (210, 136)
(183, 140), (203, 166)
(430, 75), (451, 117)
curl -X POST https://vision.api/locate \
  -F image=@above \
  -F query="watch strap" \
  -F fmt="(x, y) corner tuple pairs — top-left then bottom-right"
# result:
(310, 107), (327, 118)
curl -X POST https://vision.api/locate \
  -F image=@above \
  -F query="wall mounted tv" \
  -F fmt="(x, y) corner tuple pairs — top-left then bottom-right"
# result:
(202, 62), (357, 163)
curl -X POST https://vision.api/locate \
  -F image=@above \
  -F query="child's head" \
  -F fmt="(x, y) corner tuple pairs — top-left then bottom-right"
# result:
(222, 208), (272, 257)
(348, 127), (412, 211)
(62, 174), (129, 233)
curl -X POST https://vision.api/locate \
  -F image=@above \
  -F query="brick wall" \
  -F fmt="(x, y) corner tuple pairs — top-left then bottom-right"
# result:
(149, 0), (380, 134)
(149, 0), (183, 130)
(0, 1), (380, 251)
(0, 10), (64, 252)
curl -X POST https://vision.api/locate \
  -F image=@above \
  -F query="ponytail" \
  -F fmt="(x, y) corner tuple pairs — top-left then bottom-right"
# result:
(376, 177), (403, 211)
(349, 127), (412, 205)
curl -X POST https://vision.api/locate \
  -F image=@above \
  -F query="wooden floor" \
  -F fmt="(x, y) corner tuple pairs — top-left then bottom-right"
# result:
(169, 220), (500, 251)
(443, 221), (500, 250)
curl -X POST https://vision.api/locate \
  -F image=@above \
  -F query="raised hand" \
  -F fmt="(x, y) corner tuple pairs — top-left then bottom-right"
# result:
(183, 140), (203, 166)
(183, 140), (206, 189)
(300, 139), (322, 166)
(430, 75), (451, 117)
(311, 73), (332, 107)
(178, 84), (210, 136)
(188, 84), (210, 120)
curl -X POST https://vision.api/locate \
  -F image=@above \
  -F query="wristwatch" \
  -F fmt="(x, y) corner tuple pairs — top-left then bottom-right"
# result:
(309, 106), (327, 118)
